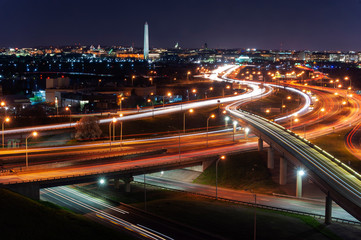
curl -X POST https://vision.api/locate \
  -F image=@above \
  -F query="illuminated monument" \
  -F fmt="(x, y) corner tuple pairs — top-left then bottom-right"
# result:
(144, 22), (149, 60)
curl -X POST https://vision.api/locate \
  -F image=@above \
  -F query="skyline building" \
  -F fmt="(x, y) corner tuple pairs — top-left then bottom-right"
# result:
(144, 22), (149, 60)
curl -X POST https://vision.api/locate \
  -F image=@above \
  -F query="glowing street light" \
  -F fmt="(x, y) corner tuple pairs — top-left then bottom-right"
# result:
(225, 116), (230, 127)
(216, 155), (226, 199)
(245, 127), (250, 140)
(2, 117), (10, 148)
(119, 114), (123, 150)
(26, 131), (38, 168)
(183, 108), (194, 133)
(99, 178), (106, 185)
(163, 92), (172, 107)
(296, 169), (306, 198)
(109, 117), (117, 151)
(206, 114), (216, 147)
(65, 107), (72, 127)
(233, 121), (238, 142)
(147, 99), (154, 117)
(132, 75), (135, 86)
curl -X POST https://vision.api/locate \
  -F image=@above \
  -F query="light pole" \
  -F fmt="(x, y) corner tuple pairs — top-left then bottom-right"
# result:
(132, 75), (135, 87)
(191, 88), (197, 100)
(345, 76), (351, 89)
(290, 117), (299, 131)
(163, 92), (172, 107)
(26, 131), (38, 168)
(233, 121), (238, 142)
(147, 99), (154, 117)
(318, 107), (325, 120)
(65, 107), (71, 127)
(216, 155), (226, 199)
(206, 114), (216, 147)
(2, 117), (10, 148)
(55, 97), (58, 115)
(225, 116), (230, 127)
(149, 77), (153, 85)
(119, 96), (124, 112)
(245, 127), (250, 140)
(109, 117), (117, 151)
(296, 169), (305, 198)
(119, 114), (123, 150)
(1, 101), (5, 116)
(183, 108), (194, 133)
(187, 71), (191, 81)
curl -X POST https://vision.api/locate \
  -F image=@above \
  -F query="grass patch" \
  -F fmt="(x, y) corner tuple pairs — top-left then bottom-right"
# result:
(194, 151), (283, 194)
(0, 188), (135, 240)
(76, 183), (340, 239)
(311, 128), (361, 173)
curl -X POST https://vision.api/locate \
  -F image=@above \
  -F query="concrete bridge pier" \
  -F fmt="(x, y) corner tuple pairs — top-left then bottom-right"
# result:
(202, 159), (215, 171)
(325, 192), (332, 224)
(258, 138), (263, 151)
(6, 183), (40, 200)
(267, 147), (274, 169)
(279, 156), (287, 185)
(114, 178), (120, 189)
(121, 176), (134, 193)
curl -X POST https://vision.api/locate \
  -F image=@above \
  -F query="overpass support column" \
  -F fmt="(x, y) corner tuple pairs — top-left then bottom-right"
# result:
(267, 148), (274, 169)
(279, 157), (287, 185)
(121, 176), (134, 193)
(114, 178), (120, 189)
(325, 193), (332, 225)
(203, 159), (215, 171)
(258, 138), (263, 151)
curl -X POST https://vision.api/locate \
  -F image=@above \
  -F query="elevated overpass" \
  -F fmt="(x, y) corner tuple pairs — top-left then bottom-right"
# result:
(0, 142), (255, 200)
(227, 104), (361, 223)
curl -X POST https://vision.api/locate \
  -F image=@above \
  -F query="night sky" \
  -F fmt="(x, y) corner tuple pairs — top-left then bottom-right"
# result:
(1, 0), (361, 51)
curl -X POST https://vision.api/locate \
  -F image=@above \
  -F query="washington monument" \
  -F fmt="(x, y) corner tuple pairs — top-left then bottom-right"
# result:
(144, 22), (149, 60)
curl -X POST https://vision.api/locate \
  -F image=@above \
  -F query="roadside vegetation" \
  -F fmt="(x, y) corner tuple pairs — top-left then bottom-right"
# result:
(75, 181), (340, 240)
(0, 188), (135, 240)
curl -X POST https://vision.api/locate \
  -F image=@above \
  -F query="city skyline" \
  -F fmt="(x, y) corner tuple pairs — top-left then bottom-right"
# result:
(1, 0), (361, 51)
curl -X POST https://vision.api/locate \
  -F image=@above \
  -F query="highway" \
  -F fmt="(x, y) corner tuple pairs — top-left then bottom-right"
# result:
(133, 175), (358, 222)
(1, 75), (266, 136)
(227, 102), (361, 221)
(41, 186), (219, 240)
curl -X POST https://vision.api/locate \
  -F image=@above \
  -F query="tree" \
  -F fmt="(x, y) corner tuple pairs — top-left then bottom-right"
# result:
(75, 116), (102, 140)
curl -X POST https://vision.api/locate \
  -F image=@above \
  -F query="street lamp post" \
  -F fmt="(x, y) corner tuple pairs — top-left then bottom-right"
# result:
(132, 75), (135, 87)
(225, 116), (230, 127)
(163, 92), (172, 107)
(119, 96), (124, 112)
(183, 108), (194, 133)
(55, 97), (59, 115)
(65, 107), (72, 127)
(296, 169), (305, 198)
(216, 155), (226, 199)
(119, 114), (123, 150)
(147, 99), (154, 117)
(233, 121), (238, 142)
(206, 114), (215, 147)
(26, 131), (38, 168)
(318, 107), (325, 120)
(109, 117), (117, 151)
(2, 117), (10, 148)
(245, 127), (250, 140)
